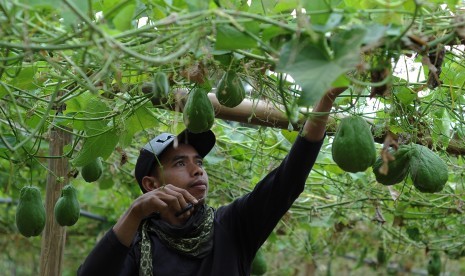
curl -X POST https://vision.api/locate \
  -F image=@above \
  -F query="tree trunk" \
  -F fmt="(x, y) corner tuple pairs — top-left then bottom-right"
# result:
(39, 127), (72, 276)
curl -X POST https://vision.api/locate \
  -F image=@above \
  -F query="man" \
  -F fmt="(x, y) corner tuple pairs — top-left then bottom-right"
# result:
(77, 87), (346, 275)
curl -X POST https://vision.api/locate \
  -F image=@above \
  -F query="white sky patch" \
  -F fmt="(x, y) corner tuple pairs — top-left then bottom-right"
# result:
(394, 55), (425, 83)
(95, 11), (103, 20)
(138, 17), (148, 28)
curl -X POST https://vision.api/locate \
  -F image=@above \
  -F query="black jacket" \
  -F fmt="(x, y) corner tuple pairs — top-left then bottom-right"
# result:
(77, 135), (323, 276)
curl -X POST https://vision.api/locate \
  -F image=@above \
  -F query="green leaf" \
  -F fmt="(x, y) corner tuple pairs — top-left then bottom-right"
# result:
(432, 107), (452, 148)
(215, 23), (259, 50)
(98, 176), (115, 190)
(326, 163), (347, 174)
(72, 128), (119, 167)
(281, 129), (298, 144)
(304, 1), (332, 26)
(361, 24), (390, 45)
(273, 0), (300, 13)
(186, 0), (210, 11)
(63, 94), (89, 131)
(113, 4), (136, 31)
(331, 27), (365, 64)
(394, 87), (416, 105)
(311, 13), (344, 33)
(441, 56), (465, 85)
(230, 147), (247, 161)
(18, 0), (59, 8)
(82, 95), (112, 135)
(13, 66), (37, 90)
(249, 0), (277, 14)
(276, 39), (331, 106)
(151, 4), (168, 20)
(119, 104), (158, 147)
(276, 28), (364, 106)
(60, 0), (89, 27)
(261, 25), (293, 42)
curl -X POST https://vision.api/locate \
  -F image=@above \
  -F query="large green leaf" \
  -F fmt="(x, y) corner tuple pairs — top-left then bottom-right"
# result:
(60, 0), (89, 27)
(215, 23), (259, 50)
(18, 0), (59, 8)
(186, 0), (210, 11)
(248, 0), (278, 14)
(12, 66), (37, 90)
(71, 128), (119, 167)
(304, 0), (333, 26)
(276, 28), (365, 106)
(432, 107), (452, 148)
(113, 4), (136, 31)
(119, 104), (158, 147)
(273, 0), (300, 13)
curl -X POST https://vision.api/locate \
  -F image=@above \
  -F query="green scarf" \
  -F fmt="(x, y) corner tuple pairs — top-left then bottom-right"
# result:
(139, 205), (214, 276)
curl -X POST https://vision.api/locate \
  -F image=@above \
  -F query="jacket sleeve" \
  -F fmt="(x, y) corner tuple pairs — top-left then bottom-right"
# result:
(217, 134), (324, 260)
(77, 228), (138, 276)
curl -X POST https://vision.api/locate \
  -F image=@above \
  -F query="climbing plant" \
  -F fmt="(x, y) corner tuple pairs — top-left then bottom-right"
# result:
(2, 0), (465, 274)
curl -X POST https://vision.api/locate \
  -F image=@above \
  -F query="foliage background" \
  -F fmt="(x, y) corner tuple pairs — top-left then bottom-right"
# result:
(2, 0), (465, 275)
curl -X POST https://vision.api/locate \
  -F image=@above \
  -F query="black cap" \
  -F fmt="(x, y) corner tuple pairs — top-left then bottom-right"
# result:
(134, 129), (215, 192)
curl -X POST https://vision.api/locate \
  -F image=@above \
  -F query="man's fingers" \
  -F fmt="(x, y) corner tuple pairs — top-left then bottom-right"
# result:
(163, 184), (198, 204)
(155, 185), (195, 213)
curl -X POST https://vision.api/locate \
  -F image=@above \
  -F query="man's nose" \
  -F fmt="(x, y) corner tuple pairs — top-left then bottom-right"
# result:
(190, 163), (203, 176)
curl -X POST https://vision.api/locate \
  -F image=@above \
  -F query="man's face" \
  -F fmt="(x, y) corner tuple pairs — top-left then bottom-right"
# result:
(155, 143), (209, 201)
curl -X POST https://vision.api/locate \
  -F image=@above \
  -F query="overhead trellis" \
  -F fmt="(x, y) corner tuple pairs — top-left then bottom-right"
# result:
(2, 0), (465, 274)
(1, 1), (465, 153)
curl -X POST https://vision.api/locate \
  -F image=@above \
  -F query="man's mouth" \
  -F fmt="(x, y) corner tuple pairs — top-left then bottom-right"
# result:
(189, 179), (207, 188)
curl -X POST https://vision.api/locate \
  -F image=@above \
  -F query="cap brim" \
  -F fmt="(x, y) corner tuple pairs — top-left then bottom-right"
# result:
(177, 129), (216, 158)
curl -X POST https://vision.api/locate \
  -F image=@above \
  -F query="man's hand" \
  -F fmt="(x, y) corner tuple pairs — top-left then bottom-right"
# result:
(112, 184), (198, 247)
(302, 86), (348, 142)
(133, 184), (198, 223)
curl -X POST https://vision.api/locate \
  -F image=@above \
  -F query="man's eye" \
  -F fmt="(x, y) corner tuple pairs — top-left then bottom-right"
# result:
(175, 161), (185, 166)
(197, 160), (203, 166)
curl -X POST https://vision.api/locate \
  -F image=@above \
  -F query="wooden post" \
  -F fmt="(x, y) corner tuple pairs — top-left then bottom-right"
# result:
(39, 127), (72, 276)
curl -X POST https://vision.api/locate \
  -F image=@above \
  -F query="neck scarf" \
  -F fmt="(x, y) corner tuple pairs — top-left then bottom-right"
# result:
(139, 204), (215, 276)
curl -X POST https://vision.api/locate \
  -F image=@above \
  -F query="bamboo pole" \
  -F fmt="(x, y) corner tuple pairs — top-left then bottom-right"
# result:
(148, 88), (305, 130)
(39, 126), (72, 276)
(147, 88), (465, 155)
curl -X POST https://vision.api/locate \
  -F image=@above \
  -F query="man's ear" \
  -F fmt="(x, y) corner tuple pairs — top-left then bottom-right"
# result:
(141, 176), (160, 192)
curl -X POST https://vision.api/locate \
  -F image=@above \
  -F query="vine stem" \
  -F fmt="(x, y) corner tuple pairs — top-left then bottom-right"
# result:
(63, 0), (201, 66)
(1, 84), (60, 152)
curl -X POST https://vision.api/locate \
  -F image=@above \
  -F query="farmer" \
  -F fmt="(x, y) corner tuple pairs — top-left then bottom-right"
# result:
(77, 87), (346, 275)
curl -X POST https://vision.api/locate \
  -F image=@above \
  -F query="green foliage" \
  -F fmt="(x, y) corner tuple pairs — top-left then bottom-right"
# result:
(215, 23), (260, 50)
(1, 0), (465, 273)
(276, 27), (366, 106)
